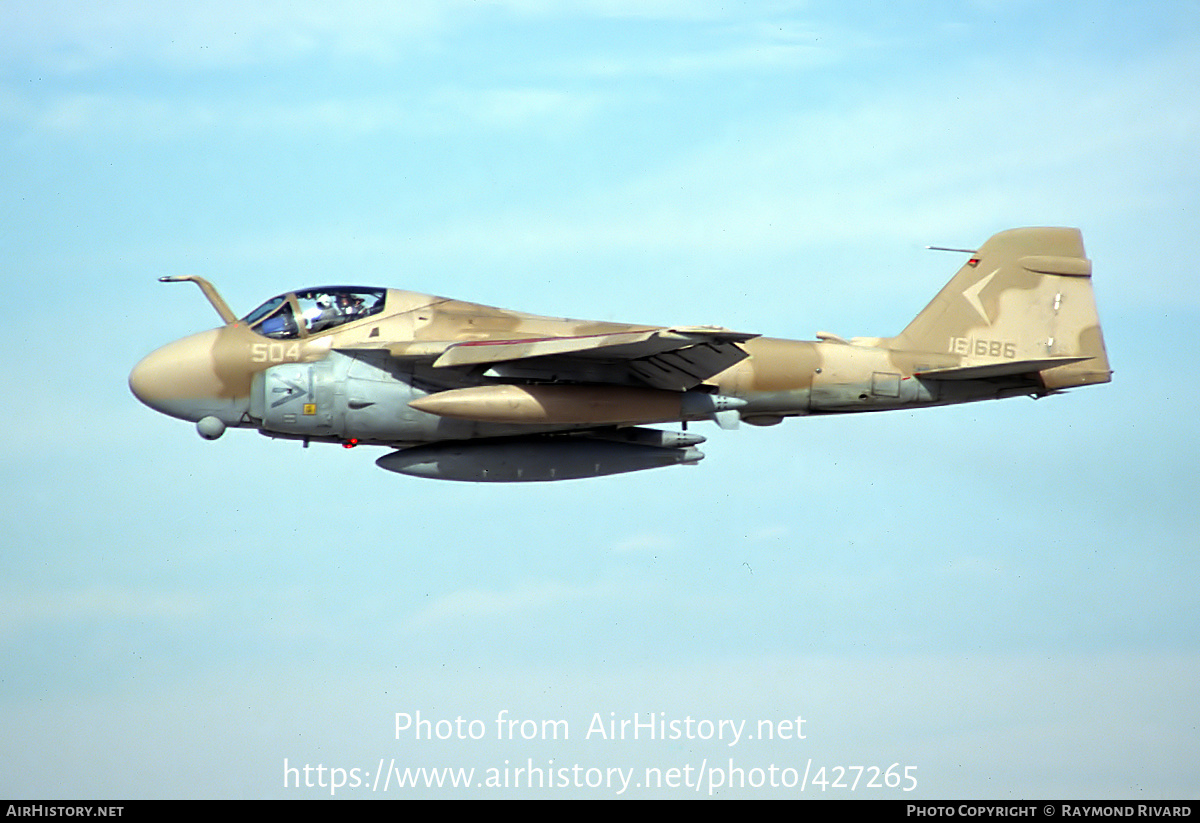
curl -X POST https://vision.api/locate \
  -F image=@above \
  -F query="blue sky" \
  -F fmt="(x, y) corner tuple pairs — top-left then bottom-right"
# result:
(2, 0), (1198, 798)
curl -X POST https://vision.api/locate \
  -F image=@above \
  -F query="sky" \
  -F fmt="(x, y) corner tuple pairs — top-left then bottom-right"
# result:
(2, 0), (1198, 799)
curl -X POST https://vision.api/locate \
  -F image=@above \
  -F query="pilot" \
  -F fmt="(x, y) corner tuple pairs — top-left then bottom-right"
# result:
(336, 293), (365, 319)
(307, 295), (340, 332)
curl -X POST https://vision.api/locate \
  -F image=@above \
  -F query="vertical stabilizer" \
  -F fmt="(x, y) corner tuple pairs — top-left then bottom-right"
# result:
(891, 227), (1111, 389)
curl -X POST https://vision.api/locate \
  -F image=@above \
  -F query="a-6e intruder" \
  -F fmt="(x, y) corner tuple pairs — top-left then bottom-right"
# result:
(130, 227), (1110, 482)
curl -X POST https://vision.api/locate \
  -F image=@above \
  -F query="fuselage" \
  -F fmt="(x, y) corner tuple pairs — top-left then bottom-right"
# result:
(129, 285), (1026, 448)
(130, 228), (1111, 481)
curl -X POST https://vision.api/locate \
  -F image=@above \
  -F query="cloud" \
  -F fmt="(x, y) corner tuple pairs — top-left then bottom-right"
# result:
(399, 39), (1200, 271)
(3, 0), (792, 74)
(610, 532), (676, 554)
(3, 1), (457, 72)
(0, 587), (209, 638)
(430, 87), (605, 133)
(11, 85), (605, 144)
(403, 578), (627, 631)
(568, 34), (837, 79)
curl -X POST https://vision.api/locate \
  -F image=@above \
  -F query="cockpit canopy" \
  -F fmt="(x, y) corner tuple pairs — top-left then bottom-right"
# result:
(242, 287), (386, 339)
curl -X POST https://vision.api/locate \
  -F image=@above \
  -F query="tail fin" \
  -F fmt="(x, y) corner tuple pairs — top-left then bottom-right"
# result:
(891, 227), (1111, 389)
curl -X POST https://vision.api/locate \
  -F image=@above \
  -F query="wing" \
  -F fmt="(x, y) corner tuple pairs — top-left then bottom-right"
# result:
(385, 326), (758, 391)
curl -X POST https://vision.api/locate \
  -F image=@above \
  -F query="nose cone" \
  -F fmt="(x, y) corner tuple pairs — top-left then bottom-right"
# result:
(130, 329), (248, 423)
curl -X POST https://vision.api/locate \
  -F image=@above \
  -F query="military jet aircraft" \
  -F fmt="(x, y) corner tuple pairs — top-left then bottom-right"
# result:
(130, 227), (1110, 481)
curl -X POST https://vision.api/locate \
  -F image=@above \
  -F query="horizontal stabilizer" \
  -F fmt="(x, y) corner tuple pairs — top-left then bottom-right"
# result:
(915, 356), (1091, 381)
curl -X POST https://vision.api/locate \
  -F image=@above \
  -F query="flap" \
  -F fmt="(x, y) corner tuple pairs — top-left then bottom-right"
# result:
(423, 327), (758, 391)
